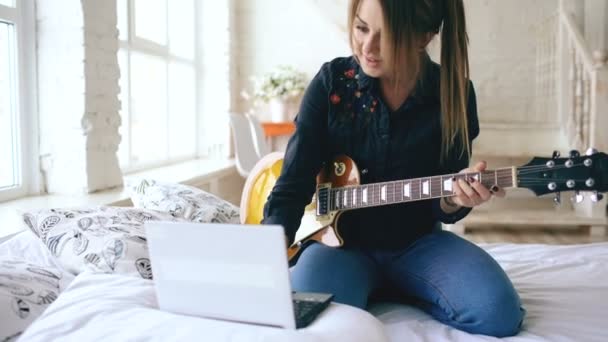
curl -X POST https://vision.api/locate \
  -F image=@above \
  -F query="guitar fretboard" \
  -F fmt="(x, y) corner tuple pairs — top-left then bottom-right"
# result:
(325, 168), (515, 211)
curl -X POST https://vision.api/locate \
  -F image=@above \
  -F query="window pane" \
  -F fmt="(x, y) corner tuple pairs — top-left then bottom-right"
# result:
(130, 52), (167, 165)
(117, 0), (128, 41)
(134, 0), (167, 45)
(0, 23), (18, 189)
(0, 0), (15, 7)
(168, 61), (196, 159)
(117, 49), (130, 167)
(168, 0), (195, 59)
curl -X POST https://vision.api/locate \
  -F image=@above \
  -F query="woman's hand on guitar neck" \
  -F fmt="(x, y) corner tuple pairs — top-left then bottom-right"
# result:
(449, 161), (506, 209)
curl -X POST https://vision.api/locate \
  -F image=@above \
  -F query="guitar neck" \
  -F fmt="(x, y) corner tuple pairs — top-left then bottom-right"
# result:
(323, 167), (517, 211)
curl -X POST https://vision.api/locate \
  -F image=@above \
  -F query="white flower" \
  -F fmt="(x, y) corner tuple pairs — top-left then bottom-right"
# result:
(249, 65), (307, 103)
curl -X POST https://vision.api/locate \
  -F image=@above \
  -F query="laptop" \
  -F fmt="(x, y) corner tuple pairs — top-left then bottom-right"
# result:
(145, 222), (333, 329)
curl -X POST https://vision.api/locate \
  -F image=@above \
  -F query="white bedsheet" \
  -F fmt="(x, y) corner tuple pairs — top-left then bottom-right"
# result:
(370, 242), (608, 342)
(18, 272), (388, 342)
(7, 230), (608, 342)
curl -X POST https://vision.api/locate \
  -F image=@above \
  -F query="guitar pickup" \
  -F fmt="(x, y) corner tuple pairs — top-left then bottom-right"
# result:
(315, 183), (331, 217)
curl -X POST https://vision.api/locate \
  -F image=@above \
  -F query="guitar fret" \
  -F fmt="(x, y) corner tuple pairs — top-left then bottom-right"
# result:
(380, 184), (386, 202)
(442, 175), (453, 195)
(421, 178), (430, 198)
(431, 176), (440, 197)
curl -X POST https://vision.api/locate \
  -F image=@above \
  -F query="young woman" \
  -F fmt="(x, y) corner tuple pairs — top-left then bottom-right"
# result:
(262, 0), (525, 337)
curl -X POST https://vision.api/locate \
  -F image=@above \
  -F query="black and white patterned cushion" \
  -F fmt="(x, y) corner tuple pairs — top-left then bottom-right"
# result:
(22, 207), (181, 279)
(0, 259), (69, 342)
(129, 180), (240, 224)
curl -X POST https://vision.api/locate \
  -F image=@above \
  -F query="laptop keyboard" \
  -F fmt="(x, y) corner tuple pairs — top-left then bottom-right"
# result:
(292, 293), (333, 329)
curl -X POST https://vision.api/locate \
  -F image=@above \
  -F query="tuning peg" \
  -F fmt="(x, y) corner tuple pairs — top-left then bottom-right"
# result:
(590, 192), (604, 203)
(553, 192), (561, 205)
(586, 147), (598, 156)
(571, 191), (584, 204)
(552, 150), (561, 159)
(569, 150), (580, 158)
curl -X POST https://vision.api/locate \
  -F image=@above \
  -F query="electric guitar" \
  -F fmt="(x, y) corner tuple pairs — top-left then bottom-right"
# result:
(241, 150), (608, 262)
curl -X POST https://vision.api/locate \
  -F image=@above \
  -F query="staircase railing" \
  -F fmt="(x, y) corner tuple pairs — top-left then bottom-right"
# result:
(538, 8), (608, 225)
(556, 10), (608, 154)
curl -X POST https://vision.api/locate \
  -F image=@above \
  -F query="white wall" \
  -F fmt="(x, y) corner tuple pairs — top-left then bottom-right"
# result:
(232, 0), (567, 156)
(232, 0), (350, 116)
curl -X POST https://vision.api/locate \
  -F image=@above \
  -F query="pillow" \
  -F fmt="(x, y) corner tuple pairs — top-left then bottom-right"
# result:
(129, 179), (240, 224)
(22, 207), (181, 279)
(0, 259), (69, 342)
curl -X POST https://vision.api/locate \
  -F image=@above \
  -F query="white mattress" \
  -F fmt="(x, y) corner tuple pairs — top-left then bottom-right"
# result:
(370, 242), (608, 342)
(4, 231), (608, 341)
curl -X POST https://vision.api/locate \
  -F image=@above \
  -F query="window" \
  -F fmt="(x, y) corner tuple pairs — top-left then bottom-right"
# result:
(0, 1), (34, 202)
(117, 0), (198, 171)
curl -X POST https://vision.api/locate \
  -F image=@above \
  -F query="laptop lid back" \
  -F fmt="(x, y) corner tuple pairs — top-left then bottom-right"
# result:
(146, 222), (296, 329)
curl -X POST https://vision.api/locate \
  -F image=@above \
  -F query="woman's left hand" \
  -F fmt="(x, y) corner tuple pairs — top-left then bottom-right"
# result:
(451, 161), (506, 208)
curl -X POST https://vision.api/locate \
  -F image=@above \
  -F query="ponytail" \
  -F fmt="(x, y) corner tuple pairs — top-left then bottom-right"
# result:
(440, 0), (470, 165)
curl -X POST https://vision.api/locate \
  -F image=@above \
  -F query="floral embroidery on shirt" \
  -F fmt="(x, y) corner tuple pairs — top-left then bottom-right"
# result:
(330, 63), (379, 125)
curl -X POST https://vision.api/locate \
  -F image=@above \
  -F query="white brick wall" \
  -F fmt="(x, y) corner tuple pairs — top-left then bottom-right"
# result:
(38, 0), (122, 194)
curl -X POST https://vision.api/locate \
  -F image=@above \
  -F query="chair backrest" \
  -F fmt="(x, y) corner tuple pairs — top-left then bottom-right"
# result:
(246, 114), (271, 159)
(229, 113), (260, 178)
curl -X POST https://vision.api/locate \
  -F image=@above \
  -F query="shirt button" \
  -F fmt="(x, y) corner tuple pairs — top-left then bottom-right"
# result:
(361, 169), (369, 174)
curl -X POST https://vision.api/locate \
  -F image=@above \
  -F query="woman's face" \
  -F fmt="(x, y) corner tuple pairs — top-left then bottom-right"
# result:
(352, 0), (390, 78)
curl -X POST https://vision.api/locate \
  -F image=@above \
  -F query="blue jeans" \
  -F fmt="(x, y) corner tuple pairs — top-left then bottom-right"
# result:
(291, 230), (525, 337)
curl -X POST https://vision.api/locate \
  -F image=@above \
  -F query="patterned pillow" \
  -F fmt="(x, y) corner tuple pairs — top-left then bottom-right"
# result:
(129, 179), (240, 224)
(0, 259), (69, 342)
(22, 207), (182, 279)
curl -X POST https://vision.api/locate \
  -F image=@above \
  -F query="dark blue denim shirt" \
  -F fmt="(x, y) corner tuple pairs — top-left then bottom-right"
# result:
(262, 55), (479, 249)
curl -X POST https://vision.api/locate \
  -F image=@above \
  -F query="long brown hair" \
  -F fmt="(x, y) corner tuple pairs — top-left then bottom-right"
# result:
(348, 0), (471, 164)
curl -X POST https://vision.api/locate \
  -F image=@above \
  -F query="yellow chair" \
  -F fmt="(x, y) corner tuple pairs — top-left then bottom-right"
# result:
(239, 152), (284, 224)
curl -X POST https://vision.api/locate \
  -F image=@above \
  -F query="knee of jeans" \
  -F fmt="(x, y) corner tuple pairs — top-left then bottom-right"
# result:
(460, 302), (525, 337)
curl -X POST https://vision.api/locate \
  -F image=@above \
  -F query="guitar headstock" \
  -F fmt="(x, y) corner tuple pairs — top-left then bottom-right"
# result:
(517, 149), (608, 201)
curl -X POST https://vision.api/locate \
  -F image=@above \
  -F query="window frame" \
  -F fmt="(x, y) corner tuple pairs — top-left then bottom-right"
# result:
(118, 0), (201, 173)
(0, 0), (38, 202)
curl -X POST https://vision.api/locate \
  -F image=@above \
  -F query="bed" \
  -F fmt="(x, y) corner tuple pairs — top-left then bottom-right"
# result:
(3, 230), (608, 342)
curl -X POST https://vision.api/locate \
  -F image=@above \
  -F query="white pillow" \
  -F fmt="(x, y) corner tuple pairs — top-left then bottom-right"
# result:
(22, 207), (181, 279)
(129, 179), (240, 224)
(0, 259), (69, 342)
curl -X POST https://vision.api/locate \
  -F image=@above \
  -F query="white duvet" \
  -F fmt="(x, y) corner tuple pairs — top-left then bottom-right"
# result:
(371, 243), (608, 342)
(5, 231), (608, 342)
(17, 272), (388, 342)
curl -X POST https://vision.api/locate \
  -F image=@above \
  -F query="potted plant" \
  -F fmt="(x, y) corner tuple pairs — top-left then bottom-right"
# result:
(247, 65), (307, 122)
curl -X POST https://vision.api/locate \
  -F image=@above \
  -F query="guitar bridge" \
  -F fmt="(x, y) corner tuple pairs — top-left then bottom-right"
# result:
(316, 183), (331, 217)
